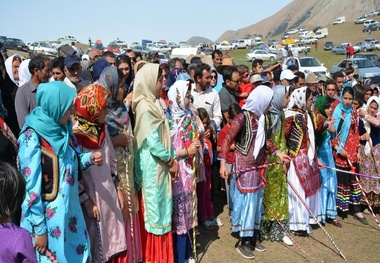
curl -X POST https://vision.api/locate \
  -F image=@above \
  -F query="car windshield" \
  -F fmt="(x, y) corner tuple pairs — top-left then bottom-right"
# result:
(356, 54), (379, 60)
(41, 43), (53, 48)
(352, 60), (377, 68)
(300, 57), (321, 67)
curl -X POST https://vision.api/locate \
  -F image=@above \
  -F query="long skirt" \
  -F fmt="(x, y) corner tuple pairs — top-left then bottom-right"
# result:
(231, 173), (264, 237)
(287, 160), (321, 231)
(138, 193), (174, 263)
(196, 165), (214, 222)
(359, 144), (380, 207)
(336, 165), (362, 218)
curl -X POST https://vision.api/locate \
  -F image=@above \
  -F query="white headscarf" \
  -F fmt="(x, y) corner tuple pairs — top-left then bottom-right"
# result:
(18, 59), (31, 86)
(242, 85), (274, 159)
(5, 53), (21, 86)
(363, 96), (380, 155)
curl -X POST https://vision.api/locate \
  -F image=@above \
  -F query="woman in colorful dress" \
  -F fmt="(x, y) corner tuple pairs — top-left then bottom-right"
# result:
(359, 96), (380, 209)
(96, 66), (143, 263)
(166, 79), (200, 262)
(73, 84), (127, 263)
(315, 96), (341, 227)
(219, 85), (290, 260)
(132, 63), (178, 263)
(261, 85), (293, 245)
(18, 81), (102, 262)
(332, 86), (366, 224)
(285, 87), (321, 236)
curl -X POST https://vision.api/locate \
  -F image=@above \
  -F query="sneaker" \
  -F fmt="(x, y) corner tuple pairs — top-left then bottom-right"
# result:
(203, 220), (214, 230)
(254, 243), (266, 252)
(282, 235), (293, 246)
(236, 244), (255, 259)
(213, 217), (224, 226)
(187, 257), (196, 263)
(307, 225), (313, 234)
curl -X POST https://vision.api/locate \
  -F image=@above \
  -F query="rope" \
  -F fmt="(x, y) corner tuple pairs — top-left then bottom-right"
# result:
(287, 179), (347, 260)
(322, 165), (380, 179)
(263, 201), (307, 257)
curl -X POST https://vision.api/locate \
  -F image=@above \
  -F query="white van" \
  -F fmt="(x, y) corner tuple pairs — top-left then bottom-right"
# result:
(298, 31), (309, 39)
(315, 28), (329, 39)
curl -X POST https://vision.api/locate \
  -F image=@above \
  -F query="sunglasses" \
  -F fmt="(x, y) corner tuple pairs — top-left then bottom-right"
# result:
(240, 72), (250, 78)
(210, 75), (217, 80)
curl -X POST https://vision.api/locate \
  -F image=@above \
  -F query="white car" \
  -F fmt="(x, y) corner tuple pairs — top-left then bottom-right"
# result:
(246, 49), (276, 62)
(57, 36), (78, 42)
(111, 40), (127, 47)
(29, 41), (58, 57)
(130, 42), (140, 49)
(371, 40), (380, 50)
(151, 44), (171, 54)
(52, 39), (75, 49)
(301, 36), (318, 44)
(283, 56), (330, 78)
(215, 42), (232, 51)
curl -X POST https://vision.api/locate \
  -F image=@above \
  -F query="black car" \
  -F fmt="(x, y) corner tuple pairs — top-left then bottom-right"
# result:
(324, 41), (334, 50)
(3, 38), (29, 52)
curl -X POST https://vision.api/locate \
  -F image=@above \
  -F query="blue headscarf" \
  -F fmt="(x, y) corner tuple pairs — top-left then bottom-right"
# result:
(21, 82), (76, 157)
(166, 68), (188, 90)
(332, 86), (354, 153)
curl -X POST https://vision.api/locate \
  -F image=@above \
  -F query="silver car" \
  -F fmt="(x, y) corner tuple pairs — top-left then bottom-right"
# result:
(331, 58), (380, 80)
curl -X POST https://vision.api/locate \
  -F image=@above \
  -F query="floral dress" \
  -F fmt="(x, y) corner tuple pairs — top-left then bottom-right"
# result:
(18, 129), (93, 263)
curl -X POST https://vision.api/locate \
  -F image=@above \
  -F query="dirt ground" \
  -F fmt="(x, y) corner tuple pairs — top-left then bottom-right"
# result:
(196, 193), (380, 263)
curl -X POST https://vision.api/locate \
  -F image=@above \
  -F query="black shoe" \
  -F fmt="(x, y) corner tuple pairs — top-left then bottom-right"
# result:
(354, 214), (369, 225)
(254, 243), (266, 252)
(236, 244), (255, 259)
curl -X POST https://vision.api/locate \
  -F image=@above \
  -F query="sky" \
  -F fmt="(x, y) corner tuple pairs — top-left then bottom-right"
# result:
(1, 0), (293, 46)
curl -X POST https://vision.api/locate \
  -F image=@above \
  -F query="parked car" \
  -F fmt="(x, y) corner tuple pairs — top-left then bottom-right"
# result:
(355, 16), (367, 24)
(301, 36), (318, 44)
(151, 44), (171, 54)
(111, 40), (127, 47)
(363, 22), (380, 32)
(29, 41), (58, 57)
(333, 16), (345, 25)
(355, 41), (375, 52)
(331, 58), (380, 80)
(158, 52), (169, 64)
(129, 42), (140, 49)
(198, 47), (213, 55)
(371, 40), (380, 50)
(3, 38), (29, 52)
(324, 41), (334, 50)
(246, 49), (276, 62)
(331, 45), (347, 55)
(340, 43), (361, 53)
(52, 38), (75, 49)
(107, 41), (121, 55)
(57, 36), (78, 42)
(232, 39), (250, 49)
(132, 45), (150, 56)
(168, 42), (179, 49)
(283, 56), (330, 77)
(353, 53), (380, 67)
(215, 42), (232, 51)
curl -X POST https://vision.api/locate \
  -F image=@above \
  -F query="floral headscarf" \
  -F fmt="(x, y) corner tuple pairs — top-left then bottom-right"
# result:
(292, 86), (307, 111)
(363, 96), (380, 155)
(73, 84), (110, 149)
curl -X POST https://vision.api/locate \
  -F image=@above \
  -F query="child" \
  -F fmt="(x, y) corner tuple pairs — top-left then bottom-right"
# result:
(197, 108), (223, 229)
(0, 162), (37, 263)
(235, 65), (253, 108)
(217, 103), (241, 216)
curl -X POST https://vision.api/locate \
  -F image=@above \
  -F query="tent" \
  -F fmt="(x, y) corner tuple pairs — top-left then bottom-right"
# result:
(283, 37), (296, 45)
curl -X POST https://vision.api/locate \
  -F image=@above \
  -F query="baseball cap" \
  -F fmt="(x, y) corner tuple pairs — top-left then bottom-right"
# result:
(305, 72), (319, 84)
(64, 54), (80, 68)
(280, 69), (296, 80)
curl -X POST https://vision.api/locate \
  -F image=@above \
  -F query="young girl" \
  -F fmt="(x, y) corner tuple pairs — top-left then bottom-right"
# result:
(166, 80), (200, 263)
(332, 87), (365, 223)
(0, 162), (37, 263)
(235, 65), (253, 107)
(197, 108), (222, 229)
(73, 84), (127, 262)
(315, 96), (341, 227)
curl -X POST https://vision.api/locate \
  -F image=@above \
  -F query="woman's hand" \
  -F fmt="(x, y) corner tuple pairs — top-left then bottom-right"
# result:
(123, 92), (133, 108)
(83, 199), (100, 219)
(361, 133), (370, 142)
(276, 151), (291, 164)
(34, 233), (47, 254)
(219, 161), (229, 179)
(339, 149), (348, 158)
(169, 159), (179, 180)
(188, 139), (201, 155)
(91, 151), (103, 166)
(358, 108), (367, 118)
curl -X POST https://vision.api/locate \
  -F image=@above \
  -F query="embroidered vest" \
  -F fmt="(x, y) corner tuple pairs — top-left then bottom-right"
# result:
(235, 111), (254, 155)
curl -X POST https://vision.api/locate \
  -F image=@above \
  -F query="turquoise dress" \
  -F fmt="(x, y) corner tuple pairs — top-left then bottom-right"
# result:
(18, 129), (93, 263)
(134, 129), (174, 235)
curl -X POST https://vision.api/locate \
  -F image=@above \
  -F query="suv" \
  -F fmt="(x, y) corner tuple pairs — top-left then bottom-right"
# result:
(232, 39), (250, 49)
(3, 38), (29, 52)
(324, 41), (334, 50)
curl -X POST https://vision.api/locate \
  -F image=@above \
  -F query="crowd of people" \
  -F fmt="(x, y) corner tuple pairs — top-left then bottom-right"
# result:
(0, 44), (380, 262)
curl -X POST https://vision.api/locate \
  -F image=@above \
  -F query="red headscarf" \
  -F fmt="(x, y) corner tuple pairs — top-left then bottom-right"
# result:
(73, 84), (110, 149)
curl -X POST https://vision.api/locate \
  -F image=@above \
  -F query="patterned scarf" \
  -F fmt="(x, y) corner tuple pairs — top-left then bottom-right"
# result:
(73, 84), (110, 149)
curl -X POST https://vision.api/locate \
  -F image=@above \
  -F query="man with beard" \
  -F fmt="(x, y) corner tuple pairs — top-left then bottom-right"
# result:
(64, 54), (90, 92)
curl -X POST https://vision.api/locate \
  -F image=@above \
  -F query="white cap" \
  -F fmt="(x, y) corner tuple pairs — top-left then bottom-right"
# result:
(250, 74), (263, 83)
(280, 69), (296, 80)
